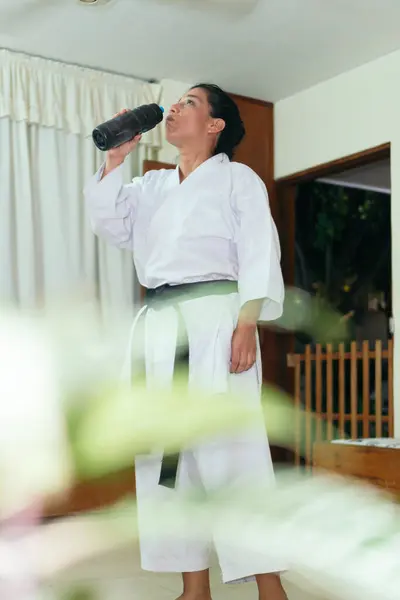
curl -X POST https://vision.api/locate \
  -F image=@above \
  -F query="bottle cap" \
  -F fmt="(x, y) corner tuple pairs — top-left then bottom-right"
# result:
(159, 106), (165, 113)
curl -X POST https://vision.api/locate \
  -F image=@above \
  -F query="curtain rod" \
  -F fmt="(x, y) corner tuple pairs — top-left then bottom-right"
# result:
(0, 46), (158, 83)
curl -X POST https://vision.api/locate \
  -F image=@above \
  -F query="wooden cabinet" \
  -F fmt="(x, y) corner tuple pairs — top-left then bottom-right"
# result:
(230, 94), (274, 193)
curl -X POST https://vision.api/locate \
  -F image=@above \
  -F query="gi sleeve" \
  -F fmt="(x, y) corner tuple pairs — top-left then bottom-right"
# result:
(231, 163), (284, 322)
(84, 162), (143, 249)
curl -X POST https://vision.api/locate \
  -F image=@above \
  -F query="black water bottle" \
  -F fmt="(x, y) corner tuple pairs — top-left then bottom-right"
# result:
(92, 104), (164, 151)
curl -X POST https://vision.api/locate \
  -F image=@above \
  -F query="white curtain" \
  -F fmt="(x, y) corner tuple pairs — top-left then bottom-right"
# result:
(0, 49), (162, 317)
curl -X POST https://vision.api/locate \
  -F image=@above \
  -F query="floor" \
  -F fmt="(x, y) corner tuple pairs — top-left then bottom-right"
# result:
(47, 542), (326, 600)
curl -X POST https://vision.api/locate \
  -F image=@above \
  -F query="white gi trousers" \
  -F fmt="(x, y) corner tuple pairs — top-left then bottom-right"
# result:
(125, 293), (284, 584)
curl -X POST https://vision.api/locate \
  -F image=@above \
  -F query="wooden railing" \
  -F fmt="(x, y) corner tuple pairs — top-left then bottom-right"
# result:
(287, 339), (394, 467)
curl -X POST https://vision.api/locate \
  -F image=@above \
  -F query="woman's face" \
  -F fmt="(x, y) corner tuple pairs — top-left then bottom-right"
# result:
(165, 87), (224, 149)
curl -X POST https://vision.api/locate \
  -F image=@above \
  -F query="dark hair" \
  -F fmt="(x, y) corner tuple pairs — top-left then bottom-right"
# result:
(190, 83), (245, 160)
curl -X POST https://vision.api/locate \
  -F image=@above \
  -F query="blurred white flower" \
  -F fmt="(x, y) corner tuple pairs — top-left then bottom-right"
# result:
(0, 311), (72, 518)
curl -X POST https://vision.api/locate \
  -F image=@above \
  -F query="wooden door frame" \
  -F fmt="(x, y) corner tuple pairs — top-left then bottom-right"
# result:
(276, 142), (390, 186)
(275, 142), (391, 396)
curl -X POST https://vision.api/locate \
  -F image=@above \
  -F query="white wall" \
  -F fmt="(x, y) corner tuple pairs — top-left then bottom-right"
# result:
(275, 49), (400, 434)
(158, 78), (192, 164)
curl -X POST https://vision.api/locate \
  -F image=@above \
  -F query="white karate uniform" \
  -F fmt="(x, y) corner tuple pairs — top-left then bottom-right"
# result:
(84, 152), (285, 583)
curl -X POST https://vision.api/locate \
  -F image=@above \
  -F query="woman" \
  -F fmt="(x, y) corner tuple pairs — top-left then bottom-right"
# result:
(84, 84), (286, 600)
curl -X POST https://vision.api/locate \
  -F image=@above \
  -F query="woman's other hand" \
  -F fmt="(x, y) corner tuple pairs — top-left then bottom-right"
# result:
(230, 322), (257, 374)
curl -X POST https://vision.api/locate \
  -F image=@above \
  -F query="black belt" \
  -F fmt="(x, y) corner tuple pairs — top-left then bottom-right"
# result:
(144, 280), (238, 310)
(143, 279), (238, 489)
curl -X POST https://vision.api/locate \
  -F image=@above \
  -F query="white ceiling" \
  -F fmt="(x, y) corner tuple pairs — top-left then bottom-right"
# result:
(319, 159), (391, 195)
(2, 0), (400, 101)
